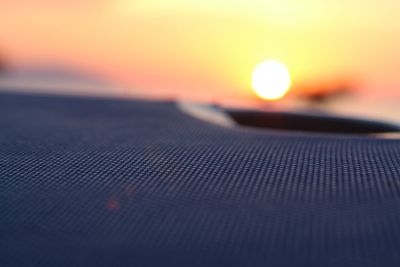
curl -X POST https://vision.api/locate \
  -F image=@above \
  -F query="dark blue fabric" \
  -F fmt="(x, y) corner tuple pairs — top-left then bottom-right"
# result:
(1, 92), (400, 267)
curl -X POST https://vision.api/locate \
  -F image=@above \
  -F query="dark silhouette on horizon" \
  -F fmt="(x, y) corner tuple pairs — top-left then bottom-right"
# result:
(296, 81), (355, 105)
(0, 52), (6, 75)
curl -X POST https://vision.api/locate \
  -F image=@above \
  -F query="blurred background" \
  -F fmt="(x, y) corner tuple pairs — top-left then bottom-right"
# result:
(0, 0), (399, 123)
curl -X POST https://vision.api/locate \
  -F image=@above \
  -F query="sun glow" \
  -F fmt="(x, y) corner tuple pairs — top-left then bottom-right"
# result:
(252, 60), (292, 100)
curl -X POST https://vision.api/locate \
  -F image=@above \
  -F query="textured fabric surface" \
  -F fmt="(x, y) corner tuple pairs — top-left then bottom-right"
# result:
(1, 92), (400, 267)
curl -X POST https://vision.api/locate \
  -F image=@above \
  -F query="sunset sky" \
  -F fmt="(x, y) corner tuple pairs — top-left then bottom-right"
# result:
(0, 0), (399, 103)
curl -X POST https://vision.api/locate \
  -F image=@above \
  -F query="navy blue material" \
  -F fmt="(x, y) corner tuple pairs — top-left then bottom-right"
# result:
(1, 92), (400, 267)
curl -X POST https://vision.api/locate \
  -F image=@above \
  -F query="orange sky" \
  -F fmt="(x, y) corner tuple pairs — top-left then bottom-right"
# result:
(0, 0), (399, 103)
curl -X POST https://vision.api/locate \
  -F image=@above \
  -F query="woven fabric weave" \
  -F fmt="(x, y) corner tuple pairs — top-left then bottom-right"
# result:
(1, 92), (400, 266)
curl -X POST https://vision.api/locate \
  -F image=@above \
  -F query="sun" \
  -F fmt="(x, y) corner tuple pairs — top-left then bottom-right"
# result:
(252, 60), (292, 100)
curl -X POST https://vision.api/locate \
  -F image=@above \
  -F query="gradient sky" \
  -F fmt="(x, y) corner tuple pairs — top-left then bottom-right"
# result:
(0, 0), (399, 102)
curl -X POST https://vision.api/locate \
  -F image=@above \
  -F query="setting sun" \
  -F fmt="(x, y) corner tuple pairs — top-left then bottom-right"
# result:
(252, 60), (292, 101)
